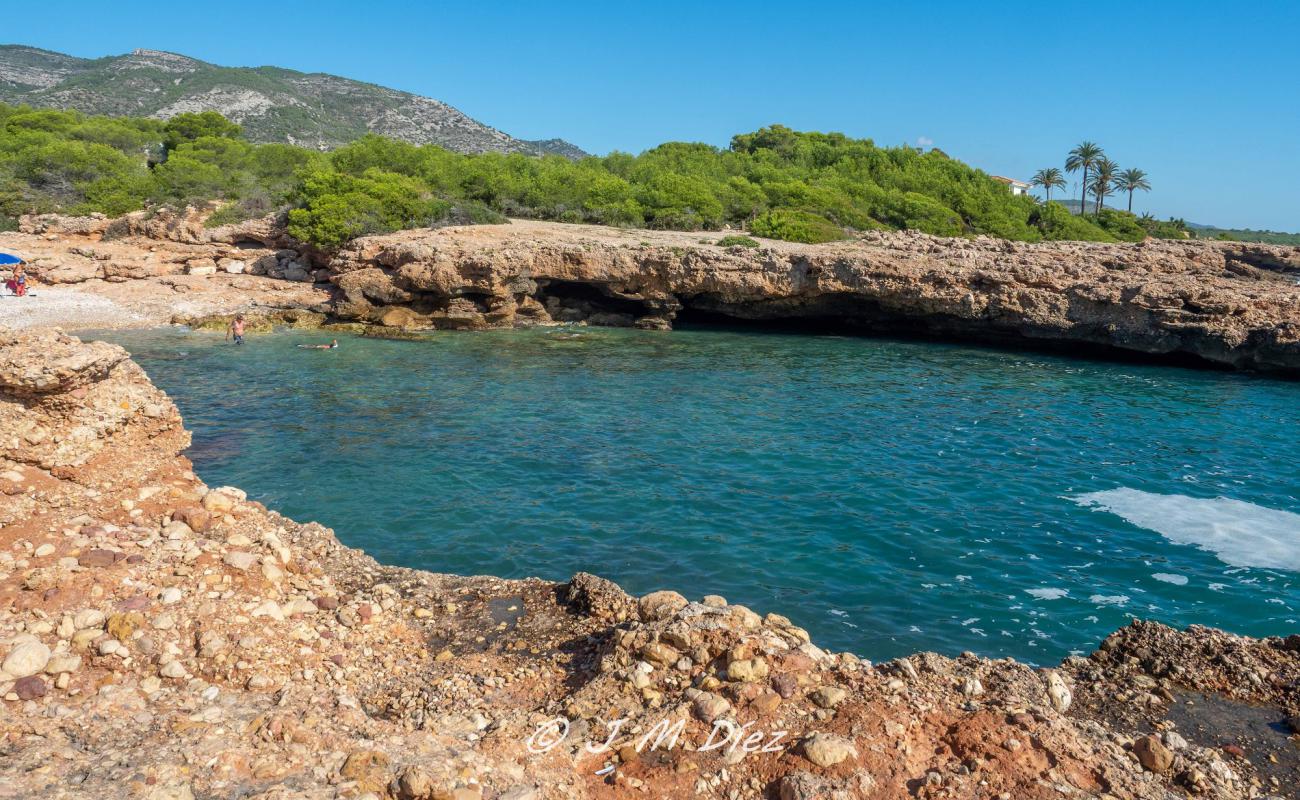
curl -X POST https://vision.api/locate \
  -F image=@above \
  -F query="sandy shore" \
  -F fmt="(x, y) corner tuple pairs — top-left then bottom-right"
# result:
(0, 274), (329, 332)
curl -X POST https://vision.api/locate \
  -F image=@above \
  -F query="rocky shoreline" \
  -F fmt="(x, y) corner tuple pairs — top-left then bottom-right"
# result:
(3, 211), (1299, 373)
(2, 329), (1299, 799)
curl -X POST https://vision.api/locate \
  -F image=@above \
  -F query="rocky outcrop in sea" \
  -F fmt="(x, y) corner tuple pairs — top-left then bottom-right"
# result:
(1, 329), (1298, 798)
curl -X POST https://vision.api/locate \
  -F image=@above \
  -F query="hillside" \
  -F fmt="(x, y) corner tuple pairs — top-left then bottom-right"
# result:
(1189, 224), (1300, 245)
(0, 45), (585, 157)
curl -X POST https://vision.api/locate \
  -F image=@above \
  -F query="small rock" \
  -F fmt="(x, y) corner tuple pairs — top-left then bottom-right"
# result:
(339, 750), (390, 795)
(3, 640), (51, 678)
(777, 771), (828, 800)
(202, 490), (236, 514)
(1134, 734), (1174, 773)
(13, 675), (47, 700)
(107, 612), (144, 641)
(162, 521), (192, 540)
(251, 601), (284, 621)
(45, 653), (81, 674)
(772, 673), (799, 699)
(641, 642), (680, 667)
(74, 609), (106, 631)
(753, 691), (783, 714)
(809, 685), (847, 708)
(160, 660), (187, 679)
(223, 551), (258, 571)
(638, 590), (689, 622)
(691, 691), (731, 723)
(1043, 669), (1072, 712)
(78, 549), (117, 568)
(160, 587), (183, 605)
(728, 657), (769, 682)
(801, 733), (858, 767)
(395, 765), (436, 800)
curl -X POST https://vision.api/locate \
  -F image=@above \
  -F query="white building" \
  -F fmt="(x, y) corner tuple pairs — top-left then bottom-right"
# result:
(990, 176), (1032, 196)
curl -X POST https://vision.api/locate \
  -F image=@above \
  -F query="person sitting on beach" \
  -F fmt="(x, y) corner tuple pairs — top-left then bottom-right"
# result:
(5, 262), (28, 297)
(226, 314), (246, 345)
(298, 339), (339, 350)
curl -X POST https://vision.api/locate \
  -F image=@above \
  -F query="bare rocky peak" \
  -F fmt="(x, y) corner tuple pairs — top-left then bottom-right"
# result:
(117, 48), (202, 73)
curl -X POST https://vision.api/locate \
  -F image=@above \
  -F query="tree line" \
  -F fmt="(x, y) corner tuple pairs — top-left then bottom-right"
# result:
(1032, 142), (1151, 215)
(0, 103), (1190, 249)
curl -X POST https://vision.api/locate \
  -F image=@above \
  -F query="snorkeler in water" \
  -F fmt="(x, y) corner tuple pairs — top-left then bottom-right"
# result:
(297, 339), (339, 350)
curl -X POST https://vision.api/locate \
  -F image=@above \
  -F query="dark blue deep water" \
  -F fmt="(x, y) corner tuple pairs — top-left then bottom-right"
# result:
(96, 326), (1300, 663)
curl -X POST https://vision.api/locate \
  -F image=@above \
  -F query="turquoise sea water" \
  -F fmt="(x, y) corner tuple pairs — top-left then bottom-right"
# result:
(96, 327), (1300, 663)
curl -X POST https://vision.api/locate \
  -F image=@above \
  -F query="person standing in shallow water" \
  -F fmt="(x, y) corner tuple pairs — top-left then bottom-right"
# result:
(226, 314), (246, 345)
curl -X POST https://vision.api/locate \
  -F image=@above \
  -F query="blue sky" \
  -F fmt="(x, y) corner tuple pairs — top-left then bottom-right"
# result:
(6, 0), (1298, 230)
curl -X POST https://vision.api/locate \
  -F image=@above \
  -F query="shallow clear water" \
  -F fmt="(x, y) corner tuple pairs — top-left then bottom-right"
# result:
(96, 326), (1300, 663)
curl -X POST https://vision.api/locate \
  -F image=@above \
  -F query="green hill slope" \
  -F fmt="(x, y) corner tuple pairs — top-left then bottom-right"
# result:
(0, 45), (585, 157)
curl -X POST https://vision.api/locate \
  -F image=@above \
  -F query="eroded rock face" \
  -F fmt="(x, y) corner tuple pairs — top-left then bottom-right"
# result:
(0, 329), (186, 475)
(326, 220), (1300, 372)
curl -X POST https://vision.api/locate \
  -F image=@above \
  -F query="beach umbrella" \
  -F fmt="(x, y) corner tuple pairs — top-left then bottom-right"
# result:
(0, 253), (22, 265)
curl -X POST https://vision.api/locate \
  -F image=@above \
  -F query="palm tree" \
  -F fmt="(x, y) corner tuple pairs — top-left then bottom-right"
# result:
(1064, 141), (1104, 215)
(1030, 168), (1067, 203)
(1114, 168), (1151, 213)
(1089, 157), (1119, 214)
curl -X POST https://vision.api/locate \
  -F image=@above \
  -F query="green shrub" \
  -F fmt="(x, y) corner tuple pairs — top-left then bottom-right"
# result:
(1030, 202), (1116, 242)
(0, 214), (17, 232)
(716, 235), (760, 248)
(446, 201), (507, 226)
(162, 111), (242, 154)
(204, 201), (256, 228)
(1093, 209), (1147, 242)
(287, 169), (451, 249)
(749, 209), (845, 243)
(876, 191), (965, 237)
(1139, 215), (1195, 240)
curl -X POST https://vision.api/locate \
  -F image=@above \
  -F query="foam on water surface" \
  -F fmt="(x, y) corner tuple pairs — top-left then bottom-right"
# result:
(1074, 489), (1300, 572)
(1026, 588), (1069, 600)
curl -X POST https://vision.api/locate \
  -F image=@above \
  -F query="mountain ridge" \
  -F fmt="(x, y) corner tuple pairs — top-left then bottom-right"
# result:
(0, 44), (587, 157)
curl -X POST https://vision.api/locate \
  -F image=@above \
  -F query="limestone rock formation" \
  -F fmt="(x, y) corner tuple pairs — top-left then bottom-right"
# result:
(325, 220), (1300, 372)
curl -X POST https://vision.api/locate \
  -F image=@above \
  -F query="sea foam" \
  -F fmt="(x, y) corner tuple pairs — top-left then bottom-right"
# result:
(1074, 488), (1300, 572)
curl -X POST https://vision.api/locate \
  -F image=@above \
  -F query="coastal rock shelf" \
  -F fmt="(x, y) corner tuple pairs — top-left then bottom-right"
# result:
(326, 220), (1300, 373)
(2, 331), (1299, 798)
(4, 212), (1300, 373)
